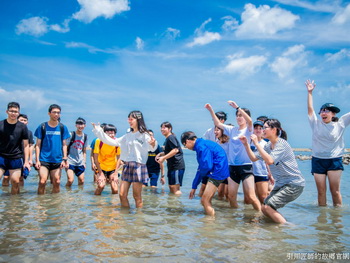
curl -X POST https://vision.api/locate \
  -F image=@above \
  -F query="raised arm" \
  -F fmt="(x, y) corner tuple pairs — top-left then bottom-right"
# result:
(204, 103), (224, 130)
(92, 123), (120, 147)
(305, 79), (316, 117)
(228, 100), (252, 130)
(250, 134), (274, 165)
(239, 136), (259, 162)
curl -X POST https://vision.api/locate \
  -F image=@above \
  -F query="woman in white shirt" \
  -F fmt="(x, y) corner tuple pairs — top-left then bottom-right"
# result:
(92, 111), (156, 208)
(306, 80), (350, 206)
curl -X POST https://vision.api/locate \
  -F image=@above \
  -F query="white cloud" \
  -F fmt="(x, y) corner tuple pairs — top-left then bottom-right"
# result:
(221, 16), (239, 31)
(65, 42), (106, 54)
(332, 3), (350, 25)
(326, 49), (350, 62)
(236, 4), (299, 38)
(163, 27), (181, 41)
(222, 53), (267, 76)
(187, 18), (221, 47)
(73, 0), (130, 23)
(50, 18), (71, 33)
(136, 37), (144, 50)
(16, 17), (49, 37)
(272, 0), (339, 13)
(270, 44), (307, 78)
(0, 87), (47, 110)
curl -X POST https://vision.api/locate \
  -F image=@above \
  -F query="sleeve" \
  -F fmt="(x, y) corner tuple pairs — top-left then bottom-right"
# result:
(168, 135), (180, 150)
(308, 110), (317, 130)
(339, 112), (350, 127)
(191, 170), (202, 190)
(93, 139), (100, 154)
(83, 136), (88, 149)
(22, 125), (29, 140)
(90, 138), (96, 149)
(116, 146), (121, 156)
(63, 125), (70, 140)
(93, 125), (121, 147)
(222, 124), (234, 136)
(34, 125), (42, 139)
(28, 130), (35, 145)
(268, 141), (287, 165)
(203, 128), (211, 140)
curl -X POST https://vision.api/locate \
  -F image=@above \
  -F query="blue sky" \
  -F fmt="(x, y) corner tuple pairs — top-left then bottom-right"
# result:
(1, 0), (350, 148)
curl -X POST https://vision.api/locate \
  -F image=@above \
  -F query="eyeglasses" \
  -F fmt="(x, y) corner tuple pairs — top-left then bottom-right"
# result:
(319, 109), (331, 114)
(51, 111), (61, 115)
(8, 110), (19, 114)
(262, 126), (271, 130)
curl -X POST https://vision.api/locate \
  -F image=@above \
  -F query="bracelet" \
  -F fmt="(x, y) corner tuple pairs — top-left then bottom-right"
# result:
(236, 106), (240, 110)
(62, 158), (68, 161)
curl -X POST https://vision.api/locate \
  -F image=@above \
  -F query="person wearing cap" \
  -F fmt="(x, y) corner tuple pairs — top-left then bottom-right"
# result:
(65, 117), (88, 187)
(181, 131), (229, 216)
(251, 120), (273, 203)
(306, 80), (350, 206)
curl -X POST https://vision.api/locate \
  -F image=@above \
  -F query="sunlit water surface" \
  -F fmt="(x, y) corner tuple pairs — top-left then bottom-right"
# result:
(0, 151), (349, 262)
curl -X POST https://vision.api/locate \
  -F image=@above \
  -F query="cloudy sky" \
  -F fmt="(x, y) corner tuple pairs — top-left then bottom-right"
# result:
(1, 0), (350, 147)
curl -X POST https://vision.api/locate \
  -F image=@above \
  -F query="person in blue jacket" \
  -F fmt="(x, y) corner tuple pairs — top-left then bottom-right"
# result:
(181, 131), (229, 216)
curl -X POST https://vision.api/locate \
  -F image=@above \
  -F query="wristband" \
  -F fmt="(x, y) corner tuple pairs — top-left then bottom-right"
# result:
(62, 158), (68, 161)
(236, 106), (240, 110)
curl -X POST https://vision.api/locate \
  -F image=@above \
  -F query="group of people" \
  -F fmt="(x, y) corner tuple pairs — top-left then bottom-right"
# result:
(0, 80), (349, 224)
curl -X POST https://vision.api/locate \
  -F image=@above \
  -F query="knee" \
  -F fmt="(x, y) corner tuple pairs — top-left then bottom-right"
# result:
(119, 192), (128, 199)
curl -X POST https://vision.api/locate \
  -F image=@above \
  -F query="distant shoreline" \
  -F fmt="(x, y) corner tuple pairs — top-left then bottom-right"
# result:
(293, 148), (350, 152)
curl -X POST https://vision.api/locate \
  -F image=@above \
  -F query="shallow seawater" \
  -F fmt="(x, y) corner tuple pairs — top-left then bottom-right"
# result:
(0, 151), (349, 262)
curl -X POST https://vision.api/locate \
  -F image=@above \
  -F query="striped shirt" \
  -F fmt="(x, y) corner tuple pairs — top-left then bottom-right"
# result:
(255, 138), (305, 189)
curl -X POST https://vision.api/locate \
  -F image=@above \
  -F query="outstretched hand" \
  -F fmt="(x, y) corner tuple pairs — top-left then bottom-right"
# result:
(227, 100), (239, 109)
(91, 122), (100, 129)
(250, 134), (259, 145)
(189, 189), (196, 199)
(239, 136), (248, 145)
(204, 103), (212, 111)
(305, 79), (316, 92)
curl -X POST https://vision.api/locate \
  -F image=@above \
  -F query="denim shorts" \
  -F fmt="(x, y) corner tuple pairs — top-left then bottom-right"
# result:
(167, 169), (185, 186)
(311, 157), (344, 174)
(264, 184), (304, 210)
(0, 156), (23, 171)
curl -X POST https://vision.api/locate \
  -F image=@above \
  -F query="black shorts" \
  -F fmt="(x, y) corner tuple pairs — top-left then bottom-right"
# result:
(40, 161), (61, 171)
(102, 170), (115, 179)
(229, 165), (253, 184)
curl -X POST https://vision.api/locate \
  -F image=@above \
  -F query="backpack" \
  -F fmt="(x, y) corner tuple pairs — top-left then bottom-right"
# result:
(40, 122), (65, 149)
(68, 131), (88, 154)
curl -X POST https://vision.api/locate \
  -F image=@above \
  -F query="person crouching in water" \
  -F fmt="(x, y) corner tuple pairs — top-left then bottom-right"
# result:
(181, 131), (229, 216)
(239, 119), (305, 224)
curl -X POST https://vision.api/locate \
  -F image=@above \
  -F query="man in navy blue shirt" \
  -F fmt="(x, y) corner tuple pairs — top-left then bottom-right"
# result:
(181, 131), (229, 216)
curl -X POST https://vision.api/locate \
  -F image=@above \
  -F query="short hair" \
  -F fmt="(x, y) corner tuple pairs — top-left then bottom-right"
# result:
(48, 104), (61, 113)
(215, 111), (227, 121)
(104, 124), (117, 133)
(257, 115), (268, 123)
(76, 117), (86, 124)
(180, 131), (197, 145)
(236, 107), (251, 117)
(7, 102), (20, 110)
(18, 114), (28, 120)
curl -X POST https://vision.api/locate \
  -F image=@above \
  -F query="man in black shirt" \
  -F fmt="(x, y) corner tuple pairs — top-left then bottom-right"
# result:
(0, 102), (31, 194)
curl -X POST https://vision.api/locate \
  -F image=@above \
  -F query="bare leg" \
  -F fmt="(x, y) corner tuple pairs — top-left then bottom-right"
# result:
(262, 204), (286, 224)
(132, 182), (143, 208)
(94, 175), (106, 195)
(327, 170), (342, 207)
(66, 169), (74, 187)
(242, 176), (261, 211)
(201, 182), (217, 216)
(227, 177), (239, 208)
(110, 173), (118, 194)
(38, 166), (49, 195)
(217, 183), (225, 200)
(169, 184), (181, 195)
(77, 173), (85, 185)
(9, 169), (21, 194)
(50, 168), (61, 194)
(314, 173), (327, 206)
(198, 183), (206, 197)
(255, 181), (269, 204)
(119, 181), (131, 208)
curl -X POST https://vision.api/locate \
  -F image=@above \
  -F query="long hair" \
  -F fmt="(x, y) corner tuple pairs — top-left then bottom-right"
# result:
(128, 111), (148, 133)
(265, 119), (287, 140)
(215, 126), (229, 144)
